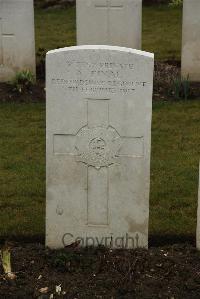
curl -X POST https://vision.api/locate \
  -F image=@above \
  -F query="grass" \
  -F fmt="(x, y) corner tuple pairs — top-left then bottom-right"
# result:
(0, 103), (45, 239)
(0, 100), (199, 239)
(35, 4), (182, 61)
(150, 100), (200, 236)
(143, 5), (182, 60)
(35, 7), (76, 52)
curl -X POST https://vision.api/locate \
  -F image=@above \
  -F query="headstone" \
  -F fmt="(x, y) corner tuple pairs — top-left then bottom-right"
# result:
(46, 45), (154, 249)
(76, 0), (142, 49)
(197, 162), (200, 249)
(181, 0), (200, 81)
(0, 0), (35, 82)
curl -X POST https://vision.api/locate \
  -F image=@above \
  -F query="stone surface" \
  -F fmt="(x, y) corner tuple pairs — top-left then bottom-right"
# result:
(197, 162), (200, 249)
(46, 45), (154, 249)
(181, 0), (200, 81)
(0, 0), (35, 82)
(76, 0), (142, 49)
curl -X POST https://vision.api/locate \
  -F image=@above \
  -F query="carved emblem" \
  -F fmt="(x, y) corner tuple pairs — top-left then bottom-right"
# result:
(75, 126), (121, 169)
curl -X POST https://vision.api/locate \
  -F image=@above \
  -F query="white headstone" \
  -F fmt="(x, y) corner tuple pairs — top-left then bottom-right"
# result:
(76, 0), (142, 49)
(181, 0), (200, 81)
(0, 0), (35, 82)
(46, 45), (154, 249)
(197, 162), (200, 249)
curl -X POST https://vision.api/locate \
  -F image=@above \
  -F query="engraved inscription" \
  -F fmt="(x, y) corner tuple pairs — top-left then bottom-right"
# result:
(51, 78), (147, 95)
(65, 61), (135, 70)
(51, 59), (149, 95)
(56, 205), (63, 216)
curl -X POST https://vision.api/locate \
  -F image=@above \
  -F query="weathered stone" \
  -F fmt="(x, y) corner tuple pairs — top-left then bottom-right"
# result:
(46, 45), (154, 249)
(0, 0), (35, 82)
(181, 0), (200, 81)
(76, 0), (142, 49)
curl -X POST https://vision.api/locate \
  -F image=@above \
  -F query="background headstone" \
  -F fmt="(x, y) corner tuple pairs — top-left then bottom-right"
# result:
(181, 0), (200, 81)
(0, 0), (35, 82)
(197, 162), (200, 249)
(76, 0), (142, 49)
(46, 45), (154, 249)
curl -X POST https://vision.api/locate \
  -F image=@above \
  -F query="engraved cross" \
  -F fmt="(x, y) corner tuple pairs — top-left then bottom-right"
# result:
(94, 0), (124, 43)
(95, 0), (123, 9)
(0, 15), (15, 65)
(53, 99), (144, 227)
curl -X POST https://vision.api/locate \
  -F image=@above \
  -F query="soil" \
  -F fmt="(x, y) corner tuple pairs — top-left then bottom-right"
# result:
(0, 80), (45, 103)
(34, 0), (75, 9)
(0, 61), (199, 103)
(153, 61), (200, 101)
(34, 0), (170, 9)
(0, 242), (200, 299)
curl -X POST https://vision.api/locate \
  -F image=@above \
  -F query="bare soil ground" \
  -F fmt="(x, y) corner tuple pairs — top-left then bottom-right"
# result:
(34, 0), (170, 9)
(1, 243), (200, 299)
(0, 80), (45, 103)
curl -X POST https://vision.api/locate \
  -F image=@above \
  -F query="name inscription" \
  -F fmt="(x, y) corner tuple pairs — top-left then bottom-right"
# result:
(51, 60), (149, 95)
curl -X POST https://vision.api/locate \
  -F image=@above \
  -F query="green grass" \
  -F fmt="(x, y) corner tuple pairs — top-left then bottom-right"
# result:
(35, 7), (76, 52)
(143, 5), (182, 60)
(150, 100), (200, 236)
(35, 5), (182, 61)
(0, 101), (199, 239)
(0, 103), (45, 239)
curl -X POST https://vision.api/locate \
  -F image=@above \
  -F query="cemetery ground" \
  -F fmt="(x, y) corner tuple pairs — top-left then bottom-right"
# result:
(0, 3), (200, 299)
(34, 5), (182, 60)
